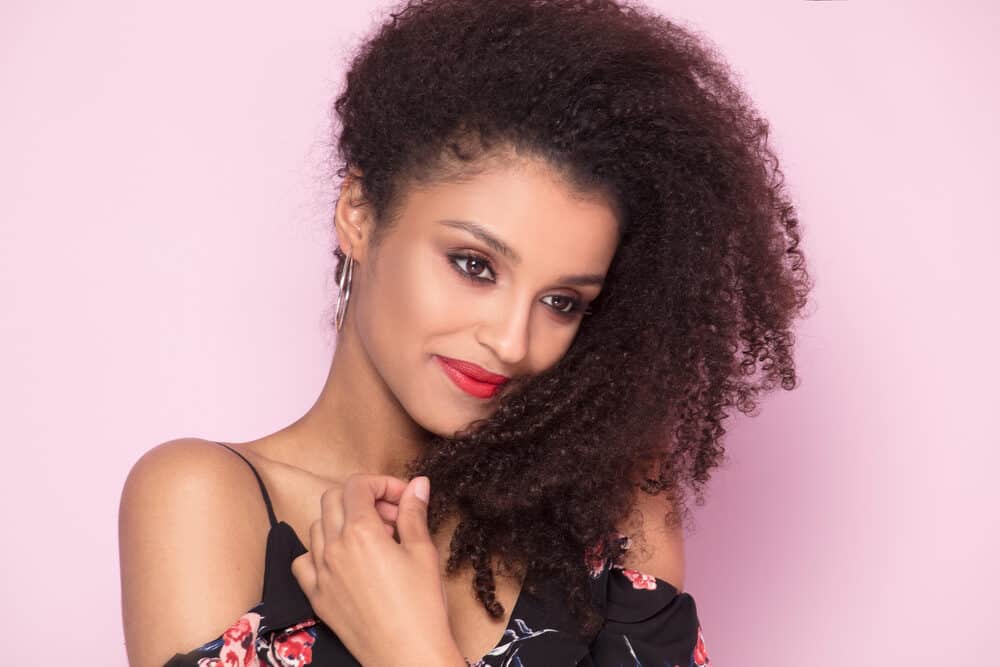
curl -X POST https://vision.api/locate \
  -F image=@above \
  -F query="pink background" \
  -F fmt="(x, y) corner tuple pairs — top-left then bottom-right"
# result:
(2, 1), (997, 664)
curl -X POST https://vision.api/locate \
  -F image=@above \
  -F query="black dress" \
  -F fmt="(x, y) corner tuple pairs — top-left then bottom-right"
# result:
(164, 443), (712, 667)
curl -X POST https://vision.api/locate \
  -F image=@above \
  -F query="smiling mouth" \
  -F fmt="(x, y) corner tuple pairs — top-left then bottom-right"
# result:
(435, 356), (506, 399)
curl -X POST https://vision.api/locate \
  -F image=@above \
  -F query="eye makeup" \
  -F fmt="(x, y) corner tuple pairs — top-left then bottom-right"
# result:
(444, 250), (588, 319)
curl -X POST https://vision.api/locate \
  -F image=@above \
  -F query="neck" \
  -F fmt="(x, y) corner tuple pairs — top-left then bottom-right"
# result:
(278, 321), (430, 482)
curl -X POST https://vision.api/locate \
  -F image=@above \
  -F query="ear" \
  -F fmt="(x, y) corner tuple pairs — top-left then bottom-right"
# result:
(333, 168), (375, 265)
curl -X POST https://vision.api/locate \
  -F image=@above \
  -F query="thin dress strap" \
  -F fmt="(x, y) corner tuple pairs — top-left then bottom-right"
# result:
(212, 441), (279, 528)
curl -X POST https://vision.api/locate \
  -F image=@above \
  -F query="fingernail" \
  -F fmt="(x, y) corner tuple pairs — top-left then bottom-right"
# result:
(413, 476), (429, 502)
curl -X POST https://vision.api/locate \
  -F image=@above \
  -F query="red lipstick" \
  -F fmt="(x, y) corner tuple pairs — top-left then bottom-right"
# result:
(435, 355), (509, 399)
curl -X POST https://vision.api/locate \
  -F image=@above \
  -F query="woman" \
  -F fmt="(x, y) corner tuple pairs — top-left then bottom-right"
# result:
(119, 0), (812, 665)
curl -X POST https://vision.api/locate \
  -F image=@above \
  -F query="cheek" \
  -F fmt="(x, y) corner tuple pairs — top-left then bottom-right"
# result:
(361, 246), (462, 350)
(530, 329), (578, 372)
(410, 257), (467, 329)
(360, 244), (583, 373)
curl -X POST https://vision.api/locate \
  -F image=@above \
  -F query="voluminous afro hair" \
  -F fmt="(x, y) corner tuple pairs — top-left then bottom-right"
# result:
(330, 0), (813, 635)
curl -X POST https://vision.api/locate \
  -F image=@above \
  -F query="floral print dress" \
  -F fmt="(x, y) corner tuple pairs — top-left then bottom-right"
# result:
(163, 443), (712, 667)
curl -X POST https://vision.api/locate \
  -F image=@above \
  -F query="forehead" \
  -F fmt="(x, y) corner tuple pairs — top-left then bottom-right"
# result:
(394, 157), (620, 269)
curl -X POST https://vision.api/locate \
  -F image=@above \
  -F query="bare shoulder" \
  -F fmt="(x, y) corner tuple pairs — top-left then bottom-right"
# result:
(120, 438), (267, 537)
(121, 438), (263, 499)
(119, 438), (272, 667)
(618, 485), (687, 593)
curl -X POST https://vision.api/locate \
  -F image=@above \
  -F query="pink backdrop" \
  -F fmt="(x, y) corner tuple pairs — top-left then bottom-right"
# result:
(2, 1), (996, 664)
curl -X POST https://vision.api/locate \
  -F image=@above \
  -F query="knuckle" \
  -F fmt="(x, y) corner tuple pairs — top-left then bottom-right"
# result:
(320, 486), (342, 509)
(343, 520), (380, 544)
(322, 542), (341, 566)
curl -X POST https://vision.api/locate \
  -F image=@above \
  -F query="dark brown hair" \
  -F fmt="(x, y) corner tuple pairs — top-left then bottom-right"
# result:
(329, 0), (813, 635)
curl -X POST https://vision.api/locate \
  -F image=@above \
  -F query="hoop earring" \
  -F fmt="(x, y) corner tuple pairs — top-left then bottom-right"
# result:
(335, 250), (354, 332)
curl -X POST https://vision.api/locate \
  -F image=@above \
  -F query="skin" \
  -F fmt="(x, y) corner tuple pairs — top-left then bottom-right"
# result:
(119, 153), (686, 667)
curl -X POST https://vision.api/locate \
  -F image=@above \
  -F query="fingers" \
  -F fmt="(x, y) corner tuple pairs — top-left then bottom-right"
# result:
(309, 518), (326, 572)
(341, 474), (410, 528)
(319, 486), (344, 548)
(321, 476), (406, 539)
(375, 499), (400, 523)
(291, 551), (317, 593)
(296, 476), (408, 592)
(395, 476), (432, 547)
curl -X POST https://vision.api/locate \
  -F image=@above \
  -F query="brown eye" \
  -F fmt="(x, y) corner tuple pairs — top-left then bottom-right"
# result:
(541, 294), (583, 317)
(464, 257), (488, 277)
(448, 252), (497, 283)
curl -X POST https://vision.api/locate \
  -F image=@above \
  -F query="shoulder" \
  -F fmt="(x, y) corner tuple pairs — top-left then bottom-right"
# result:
(119, 438), (272, 667)
(120, 438), (269, 532)
(121, 438), (258, 500)
(618, 485), (687, 593)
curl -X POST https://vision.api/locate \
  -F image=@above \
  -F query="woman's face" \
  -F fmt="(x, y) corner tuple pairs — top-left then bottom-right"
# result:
(342, 156), (620, 437)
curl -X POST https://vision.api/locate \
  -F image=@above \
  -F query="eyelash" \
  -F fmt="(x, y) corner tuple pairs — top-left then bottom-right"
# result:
(446, 251), (588, 319)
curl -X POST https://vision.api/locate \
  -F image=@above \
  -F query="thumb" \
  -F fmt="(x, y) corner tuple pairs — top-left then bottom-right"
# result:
(396, 475), (431, 546)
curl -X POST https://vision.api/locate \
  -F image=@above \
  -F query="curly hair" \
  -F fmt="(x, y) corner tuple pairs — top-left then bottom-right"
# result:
(328, 0), (813, 637)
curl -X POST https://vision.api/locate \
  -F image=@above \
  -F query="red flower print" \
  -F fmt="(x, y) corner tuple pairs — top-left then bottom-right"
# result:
(203, 612), (261, 667)
(692, 624), (711, 667)
(584, 532), (632, 578)
(269, 627), (316, 666)
(584, 542), (608, 578)
(283, 619), (318, 634)
(618, 567), (658, 590)
(258, 619), (317, 666)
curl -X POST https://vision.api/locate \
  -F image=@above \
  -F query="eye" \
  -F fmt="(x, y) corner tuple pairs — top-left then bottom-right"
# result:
(448, 252), (496, 283)
(448, 251), (588, 320)
(541, 294), (585, 318)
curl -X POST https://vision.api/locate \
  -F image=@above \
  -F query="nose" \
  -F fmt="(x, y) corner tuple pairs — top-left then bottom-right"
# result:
(474, 295), (532, 367)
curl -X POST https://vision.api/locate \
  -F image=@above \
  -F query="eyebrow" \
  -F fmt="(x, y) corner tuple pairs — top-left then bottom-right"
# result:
(437, 218), (606, 287)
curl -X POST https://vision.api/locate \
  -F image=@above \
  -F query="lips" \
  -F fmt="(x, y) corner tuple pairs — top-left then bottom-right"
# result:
(436, 356), (509, 384)
(435, 355), (508, 399)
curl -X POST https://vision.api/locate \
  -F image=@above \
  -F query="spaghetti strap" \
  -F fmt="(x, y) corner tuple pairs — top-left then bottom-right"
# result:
(211, 441), (279, 528)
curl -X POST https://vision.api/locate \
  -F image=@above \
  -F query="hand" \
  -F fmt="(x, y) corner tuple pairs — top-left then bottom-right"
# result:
(290, 474), (465, 667)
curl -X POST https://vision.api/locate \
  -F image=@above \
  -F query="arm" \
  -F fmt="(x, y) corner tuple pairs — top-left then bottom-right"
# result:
(586, 485), (703, 667)
(617, 481), (686, 592)
(118, 439), (270, 667)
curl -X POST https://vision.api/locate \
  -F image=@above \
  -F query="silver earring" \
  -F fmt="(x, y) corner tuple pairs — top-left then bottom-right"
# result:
(335, 250), (354, 331)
